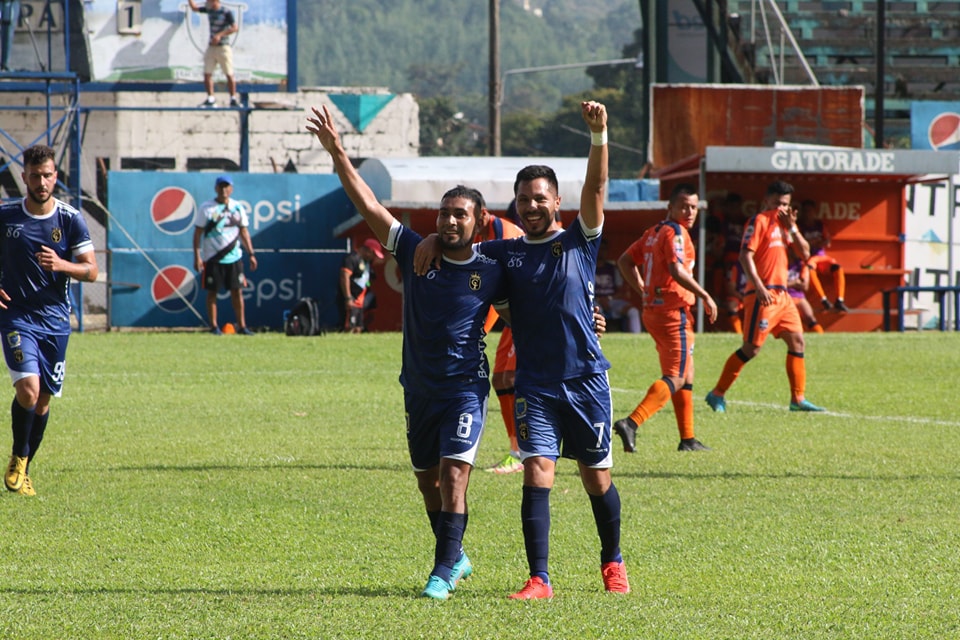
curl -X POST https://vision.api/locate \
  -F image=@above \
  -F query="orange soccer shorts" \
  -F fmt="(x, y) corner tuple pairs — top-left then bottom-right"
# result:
(641, 306), (695, 379)
(742, 288), (804, 347)
(809, 253), (840, 276)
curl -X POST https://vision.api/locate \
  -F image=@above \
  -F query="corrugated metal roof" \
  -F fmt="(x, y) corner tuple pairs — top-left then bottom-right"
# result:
(358, 156), (592, 208)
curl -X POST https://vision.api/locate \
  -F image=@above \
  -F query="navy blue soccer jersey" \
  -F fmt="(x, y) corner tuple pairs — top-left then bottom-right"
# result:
(386, 222), (506, 396)
(478, 217), (610, 385)
(0, 198), (94, 334)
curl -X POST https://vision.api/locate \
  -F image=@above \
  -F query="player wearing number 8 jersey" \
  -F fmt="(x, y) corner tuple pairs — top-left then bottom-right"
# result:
(1, 144), (99, 497)
(307, 105), (507, 601)
(704, 180), (826, 413)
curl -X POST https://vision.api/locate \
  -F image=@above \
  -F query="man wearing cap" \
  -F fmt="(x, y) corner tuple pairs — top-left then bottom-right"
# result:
(192, 174), (257, 335)
(337, 237), (383, 333)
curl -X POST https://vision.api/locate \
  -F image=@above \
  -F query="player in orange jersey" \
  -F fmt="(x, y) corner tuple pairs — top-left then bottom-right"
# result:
(613, 183), (718, 452)
(704, 181), (826, 413)
(475, 201), (526, 474)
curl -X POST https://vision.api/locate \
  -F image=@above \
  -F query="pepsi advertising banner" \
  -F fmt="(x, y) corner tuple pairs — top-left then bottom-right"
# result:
(108, 172), (355, 329)
(911, 101), (960, 151)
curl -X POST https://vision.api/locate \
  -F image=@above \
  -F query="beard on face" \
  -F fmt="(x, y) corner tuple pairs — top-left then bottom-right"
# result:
(27, 185), (53, 206)
(439, 234), (472, 251)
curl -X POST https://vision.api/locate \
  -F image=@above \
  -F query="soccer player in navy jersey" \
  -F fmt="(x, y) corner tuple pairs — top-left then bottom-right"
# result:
(1, 144), (99, 497)
(307, 105), (507, 601)
(477, 101), (630, 598)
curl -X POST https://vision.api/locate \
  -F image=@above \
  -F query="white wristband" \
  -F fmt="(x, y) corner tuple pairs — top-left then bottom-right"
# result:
(591, 130), (608, 146)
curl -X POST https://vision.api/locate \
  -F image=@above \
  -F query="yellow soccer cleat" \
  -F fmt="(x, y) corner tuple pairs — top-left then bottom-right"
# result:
(17, 474), (35, 496)
(5, 455), (27, 492)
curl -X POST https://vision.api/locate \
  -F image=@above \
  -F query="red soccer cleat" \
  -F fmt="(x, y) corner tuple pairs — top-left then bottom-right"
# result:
(601, 561), (630, 593)
(508, 576), (554, 600)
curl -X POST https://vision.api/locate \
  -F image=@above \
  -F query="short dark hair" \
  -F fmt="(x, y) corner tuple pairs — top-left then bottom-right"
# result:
(514, 164), (558, 196)
(440, 184), (485, 221)
(669, 183), (698, 204)
(23, 145), (56, 168)
(766, 180), (794, 198)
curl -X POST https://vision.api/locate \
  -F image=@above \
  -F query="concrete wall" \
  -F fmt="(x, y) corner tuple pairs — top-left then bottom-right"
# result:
(0, 87), (419, 198)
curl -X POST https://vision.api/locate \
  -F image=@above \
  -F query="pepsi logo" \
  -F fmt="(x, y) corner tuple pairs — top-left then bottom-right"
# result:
(150, 187), (196, 235)
(928, 112), (960, 151)
(151, 265), (199, 313)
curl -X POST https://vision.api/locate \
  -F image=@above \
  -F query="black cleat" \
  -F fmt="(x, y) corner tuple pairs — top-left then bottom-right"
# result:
(834, 299), (849, 313)
(613, 417), (639, 453)
(678, 438), (711, 452)
(821, 298), (832, 312)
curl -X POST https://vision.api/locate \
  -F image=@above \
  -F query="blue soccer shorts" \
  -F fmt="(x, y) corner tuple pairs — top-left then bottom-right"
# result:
(404, 381), (489, 472)
(514, 372), (614, 468)
(1, 325), (70, 397)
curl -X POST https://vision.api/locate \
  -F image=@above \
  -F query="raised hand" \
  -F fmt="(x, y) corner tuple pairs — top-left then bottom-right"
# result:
(306, 105), (341, 153)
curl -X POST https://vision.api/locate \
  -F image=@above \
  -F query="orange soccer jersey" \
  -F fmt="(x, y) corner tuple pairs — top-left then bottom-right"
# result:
(624, 221), (696, 311)
(740, 208), (803, 345)
(741, 209), (791, 292)
(624, 221), (697, 378)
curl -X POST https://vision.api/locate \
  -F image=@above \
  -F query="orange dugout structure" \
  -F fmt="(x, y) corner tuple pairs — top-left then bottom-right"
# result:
(657, 145), (960, 332)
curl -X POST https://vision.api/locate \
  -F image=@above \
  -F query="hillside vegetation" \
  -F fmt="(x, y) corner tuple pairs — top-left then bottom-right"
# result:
(297, 0), (641, 112)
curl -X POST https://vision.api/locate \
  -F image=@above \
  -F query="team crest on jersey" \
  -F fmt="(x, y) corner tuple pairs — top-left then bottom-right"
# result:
(51, 227), (62, 243)
(515, 396), (527, 418)
(551, 240), (563, 257)
(759, 318), (769, 330)
(12, 349), (22, 363)
(5, 331), (20, 348)
(469, 272), (481, 291)
(743, 224), (755, 243)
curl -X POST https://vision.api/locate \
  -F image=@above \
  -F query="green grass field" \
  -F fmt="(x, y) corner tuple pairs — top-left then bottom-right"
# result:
(2, 330), (959, 639)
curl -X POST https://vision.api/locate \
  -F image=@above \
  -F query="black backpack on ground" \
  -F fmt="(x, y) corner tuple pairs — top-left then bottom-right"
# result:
(284, 297), (323, 336)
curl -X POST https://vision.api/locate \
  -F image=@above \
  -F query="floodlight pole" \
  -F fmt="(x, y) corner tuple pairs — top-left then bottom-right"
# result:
(489, 0), (500, 156)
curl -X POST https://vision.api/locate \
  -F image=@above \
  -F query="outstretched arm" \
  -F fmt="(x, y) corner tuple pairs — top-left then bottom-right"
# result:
(306, 105), (394, 244)
(579, 100), (608, 229)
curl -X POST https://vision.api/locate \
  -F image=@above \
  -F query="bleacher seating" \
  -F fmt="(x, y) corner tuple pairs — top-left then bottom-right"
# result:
(721, 0), (960, 140)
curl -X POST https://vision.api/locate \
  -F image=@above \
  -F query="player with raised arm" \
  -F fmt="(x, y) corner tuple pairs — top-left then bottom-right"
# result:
(613, 183), (718, 453)
(307, 105), (506, 601)
(474, 101), (630, 598)
(704, 180), (826, 413)
(2, 144), (99, 496)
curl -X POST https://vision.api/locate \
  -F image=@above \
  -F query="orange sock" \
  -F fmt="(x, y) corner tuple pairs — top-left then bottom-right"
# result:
(786, 352), (806, 403)
(671, 386), (694, 440)
(497, 389), (518, 452)
(808, 267), (827, 300)
(835, 268), (846, 300)
(810, 323), (824, 334)
(714, 350), (748, 395)
(629, 379), (671, 425)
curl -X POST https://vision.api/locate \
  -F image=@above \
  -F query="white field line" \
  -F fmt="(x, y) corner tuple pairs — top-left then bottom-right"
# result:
(609, 387), (960, 428)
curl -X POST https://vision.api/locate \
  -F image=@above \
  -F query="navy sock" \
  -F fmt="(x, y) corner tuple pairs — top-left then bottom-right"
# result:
(11, 399), (35, 458)
(521, 485), (551, 583)
(589, 483), (623, 564)
(432, 511), (467, 583)
(426, 510), (440, 536)
(27, 410), (49, 471)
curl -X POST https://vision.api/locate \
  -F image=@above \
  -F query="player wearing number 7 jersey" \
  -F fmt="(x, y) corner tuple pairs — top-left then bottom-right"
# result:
(1, 144), (99, 497)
